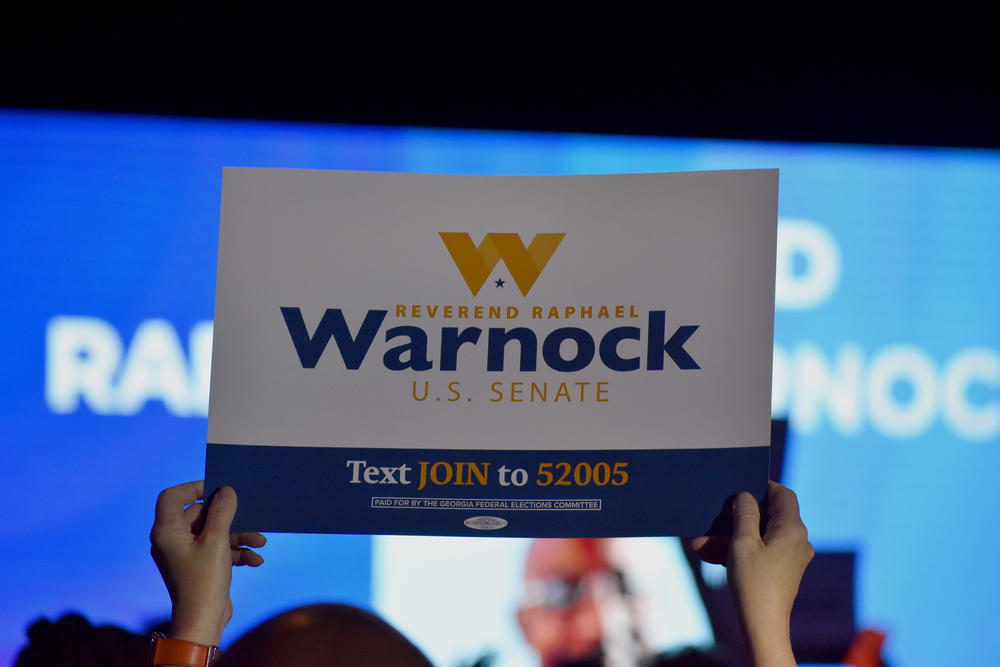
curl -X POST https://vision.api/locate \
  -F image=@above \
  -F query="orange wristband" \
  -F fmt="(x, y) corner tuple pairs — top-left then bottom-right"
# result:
(149, 632), (220, 667)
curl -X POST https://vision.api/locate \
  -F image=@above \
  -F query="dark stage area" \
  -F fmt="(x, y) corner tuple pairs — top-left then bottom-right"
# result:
(3, 6), (996, 147)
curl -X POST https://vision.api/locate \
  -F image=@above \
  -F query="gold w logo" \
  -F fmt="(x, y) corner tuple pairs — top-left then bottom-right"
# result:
(439, 233), (565, 297)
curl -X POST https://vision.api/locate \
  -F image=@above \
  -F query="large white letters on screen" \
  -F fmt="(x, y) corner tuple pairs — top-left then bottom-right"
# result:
(45, 313), (998, 441)
(775, 218), (842, 311)
(46, 317), (123, 414)
(866, 345), (939, 439)
(47, 313), (997, 442)
(188, 321), (213, 414)
(789, 343), (864, 436)
(772, 343), (1000, 442)
(771, 217), (999, 442)
(942, 347), (1000, 441)
(45, 316), (212, 417)
(116, 320), (194, 415)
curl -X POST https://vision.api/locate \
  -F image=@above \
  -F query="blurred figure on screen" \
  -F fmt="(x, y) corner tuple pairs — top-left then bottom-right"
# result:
(516, 538), (723, 667)
(517, 538), (643, 667)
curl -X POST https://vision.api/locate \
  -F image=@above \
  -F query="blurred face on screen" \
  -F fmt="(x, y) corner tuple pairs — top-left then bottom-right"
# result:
(517, 538), (643, 667)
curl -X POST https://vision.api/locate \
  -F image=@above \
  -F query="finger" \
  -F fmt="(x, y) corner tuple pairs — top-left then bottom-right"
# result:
(231, 532), (267, 549)
(690, 536), (729, 565)
(731, 491), (762, 541)
(767, 481), (801, 518)
(202, 486), (238, 539)
(232, 547), (264, 567)
(764, 482), (806, 540)
(183, 501), (206, 524)
(154, 481), (205, 524)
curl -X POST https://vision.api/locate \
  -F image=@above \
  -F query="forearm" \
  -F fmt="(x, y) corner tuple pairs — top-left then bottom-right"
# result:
(720, 485), (812, 667)
(741, 614), (797, 667)
(150, 483), (261, 666)
(166, 584), (230, 647)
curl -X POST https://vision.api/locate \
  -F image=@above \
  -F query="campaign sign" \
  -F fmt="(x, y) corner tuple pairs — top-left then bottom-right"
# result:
(206, 168), (777, 537)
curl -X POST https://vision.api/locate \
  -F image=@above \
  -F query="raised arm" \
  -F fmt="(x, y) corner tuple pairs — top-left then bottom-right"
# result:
(692, 482), (814, 667)
(149, 481), (266, 651)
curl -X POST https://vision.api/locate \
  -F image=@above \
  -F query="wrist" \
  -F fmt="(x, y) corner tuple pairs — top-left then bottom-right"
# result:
(169, 595), (228, 647)
(169, 616), (224, 647)
(149, 632), (221, 667)
(741, 614), (796, 667)
(745, 639), (796, 667)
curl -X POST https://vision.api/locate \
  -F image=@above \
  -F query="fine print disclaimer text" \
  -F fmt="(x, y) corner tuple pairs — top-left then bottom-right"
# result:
(370, 497), (602, 510)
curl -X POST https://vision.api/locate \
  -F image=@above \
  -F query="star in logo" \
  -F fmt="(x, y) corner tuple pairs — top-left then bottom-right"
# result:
(494, 278), (505, 288)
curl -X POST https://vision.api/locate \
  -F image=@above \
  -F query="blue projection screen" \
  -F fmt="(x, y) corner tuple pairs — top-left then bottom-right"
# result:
(1, 110), (998, 667)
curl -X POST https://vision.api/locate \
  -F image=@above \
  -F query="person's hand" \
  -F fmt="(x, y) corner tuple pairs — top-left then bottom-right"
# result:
(691, 482), (814, 667)
(150, 481), (266, 646)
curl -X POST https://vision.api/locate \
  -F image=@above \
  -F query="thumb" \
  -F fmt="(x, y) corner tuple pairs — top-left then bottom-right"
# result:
(731, 491), (762, 541)
(202, 486), (237, 539)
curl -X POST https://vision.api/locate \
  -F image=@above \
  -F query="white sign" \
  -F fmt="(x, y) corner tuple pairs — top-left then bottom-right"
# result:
(206, 168), (777, 536)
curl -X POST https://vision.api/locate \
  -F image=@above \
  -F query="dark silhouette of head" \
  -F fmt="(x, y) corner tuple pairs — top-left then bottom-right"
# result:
(15, 613), (147, 667)
(217, 603), (432, 667)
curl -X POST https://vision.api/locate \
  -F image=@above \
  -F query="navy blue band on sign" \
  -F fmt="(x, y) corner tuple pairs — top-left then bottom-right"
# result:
(205, 443), (769, 537)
